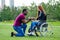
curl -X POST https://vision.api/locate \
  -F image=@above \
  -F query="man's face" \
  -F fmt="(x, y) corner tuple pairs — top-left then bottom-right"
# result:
(24, 10), (28, 15)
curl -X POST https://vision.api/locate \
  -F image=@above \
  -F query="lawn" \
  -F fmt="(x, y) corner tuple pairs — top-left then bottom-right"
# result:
(0, 21), (60, 40)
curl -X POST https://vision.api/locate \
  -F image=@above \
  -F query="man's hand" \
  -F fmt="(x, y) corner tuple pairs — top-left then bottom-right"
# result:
(22, 17), (36, 24)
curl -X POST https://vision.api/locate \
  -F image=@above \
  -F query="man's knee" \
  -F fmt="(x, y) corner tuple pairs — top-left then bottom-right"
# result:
(23, 23), (27, 28)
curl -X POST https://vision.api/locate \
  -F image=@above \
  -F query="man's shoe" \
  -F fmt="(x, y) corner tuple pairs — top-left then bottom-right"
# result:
(11, 32), (14, 37)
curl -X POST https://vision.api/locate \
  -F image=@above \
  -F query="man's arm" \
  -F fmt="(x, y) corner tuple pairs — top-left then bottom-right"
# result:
(21, 19), (31, 24)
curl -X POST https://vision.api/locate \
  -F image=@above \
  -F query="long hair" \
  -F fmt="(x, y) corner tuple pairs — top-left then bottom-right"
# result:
(38, 5), (46, 15)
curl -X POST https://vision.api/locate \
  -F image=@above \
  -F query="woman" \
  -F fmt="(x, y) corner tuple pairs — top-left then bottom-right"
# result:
(28, 5), (47, 36)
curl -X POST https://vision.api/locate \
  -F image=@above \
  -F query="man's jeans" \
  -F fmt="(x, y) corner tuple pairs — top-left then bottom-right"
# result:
(13, 23), (27, 37)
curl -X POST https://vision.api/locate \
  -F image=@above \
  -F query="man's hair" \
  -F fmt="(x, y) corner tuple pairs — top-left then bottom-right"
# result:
(22, 9), (27, 12)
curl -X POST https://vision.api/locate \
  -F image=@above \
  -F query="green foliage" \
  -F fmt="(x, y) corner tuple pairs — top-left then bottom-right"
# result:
(41, 0), (60, 21)
(0, 2), (37, 21)
(0, 0), (60, 21)
(0, 6), (21, 21)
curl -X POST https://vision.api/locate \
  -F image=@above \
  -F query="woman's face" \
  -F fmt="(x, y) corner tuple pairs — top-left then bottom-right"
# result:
(38, 6), (43, 11)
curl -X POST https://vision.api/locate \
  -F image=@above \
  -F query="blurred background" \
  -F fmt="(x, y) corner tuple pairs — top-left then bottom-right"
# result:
(0, 0), (60, 21)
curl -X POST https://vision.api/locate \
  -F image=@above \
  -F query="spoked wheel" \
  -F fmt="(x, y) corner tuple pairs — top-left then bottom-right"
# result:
(40, 22), (53, 37)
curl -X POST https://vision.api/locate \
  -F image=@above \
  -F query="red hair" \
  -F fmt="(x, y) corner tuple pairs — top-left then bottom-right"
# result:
(38, 6), (43, 11)
(38, 5), (46, 15)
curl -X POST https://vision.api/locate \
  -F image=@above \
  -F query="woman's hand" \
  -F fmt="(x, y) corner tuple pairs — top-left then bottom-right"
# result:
(28, 17), (36, 20)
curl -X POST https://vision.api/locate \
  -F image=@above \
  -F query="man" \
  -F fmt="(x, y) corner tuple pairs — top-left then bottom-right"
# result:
(11, 9), (31, 37)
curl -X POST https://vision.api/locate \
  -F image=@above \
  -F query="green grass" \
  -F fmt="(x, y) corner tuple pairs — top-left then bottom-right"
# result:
(0, 21), (60, 40)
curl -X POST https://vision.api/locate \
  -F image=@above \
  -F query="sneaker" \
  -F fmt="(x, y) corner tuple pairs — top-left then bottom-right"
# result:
(27, 33), (35, 36)
(27, 32), (35, 36)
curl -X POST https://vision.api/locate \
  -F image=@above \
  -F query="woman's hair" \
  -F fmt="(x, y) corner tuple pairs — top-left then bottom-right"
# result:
(38, 5), (46, 15)
(38, 5), (43, 11)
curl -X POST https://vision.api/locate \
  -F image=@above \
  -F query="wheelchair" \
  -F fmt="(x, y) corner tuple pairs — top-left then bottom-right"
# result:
(35, 21), (53, 37)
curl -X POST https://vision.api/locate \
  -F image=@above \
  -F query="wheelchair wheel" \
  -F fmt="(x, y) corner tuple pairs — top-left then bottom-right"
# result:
(40, 22), (53, 36)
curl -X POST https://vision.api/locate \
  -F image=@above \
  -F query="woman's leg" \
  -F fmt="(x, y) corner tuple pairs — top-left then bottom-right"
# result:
(29, 21), (38, 32)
